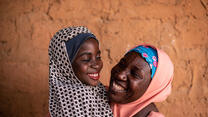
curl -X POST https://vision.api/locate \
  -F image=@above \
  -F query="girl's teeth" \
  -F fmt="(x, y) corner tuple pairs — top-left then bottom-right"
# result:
(88, 73), (98, 77)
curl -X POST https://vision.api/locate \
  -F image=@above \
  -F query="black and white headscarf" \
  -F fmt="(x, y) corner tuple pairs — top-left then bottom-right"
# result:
(48, 26), (113, 117)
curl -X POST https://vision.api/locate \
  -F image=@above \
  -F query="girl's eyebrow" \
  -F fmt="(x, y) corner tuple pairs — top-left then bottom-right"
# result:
(79, 52), (91, 57)
(78, 50), (101, 57)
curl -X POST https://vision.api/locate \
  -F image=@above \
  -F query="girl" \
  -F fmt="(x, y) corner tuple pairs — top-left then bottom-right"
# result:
(48, 26), (113, 116)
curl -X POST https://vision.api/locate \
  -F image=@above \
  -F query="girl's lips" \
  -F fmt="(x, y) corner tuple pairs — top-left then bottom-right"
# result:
(88, 73), (100, 80)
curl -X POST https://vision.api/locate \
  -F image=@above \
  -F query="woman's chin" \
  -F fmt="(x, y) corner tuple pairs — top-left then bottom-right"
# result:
(109, 91), (126, 104)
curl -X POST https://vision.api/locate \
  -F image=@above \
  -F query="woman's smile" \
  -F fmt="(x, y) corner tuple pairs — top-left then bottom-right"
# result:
(111, 80), (126, 92)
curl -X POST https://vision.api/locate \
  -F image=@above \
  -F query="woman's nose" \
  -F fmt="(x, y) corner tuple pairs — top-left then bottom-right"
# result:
(117, 71), (127, 81)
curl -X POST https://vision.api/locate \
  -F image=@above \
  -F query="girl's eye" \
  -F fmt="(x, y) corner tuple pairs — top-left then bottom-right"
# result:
(81, 59), (90, 62)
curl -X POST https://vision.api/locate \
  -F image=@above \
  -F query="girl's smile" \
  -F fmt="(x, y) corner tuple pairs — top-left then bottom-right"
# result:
(87, 73), (100, 80)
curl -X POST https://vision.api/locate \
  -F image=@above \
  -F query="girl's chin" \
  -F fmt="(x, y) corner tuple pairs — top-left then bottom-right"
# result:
(87, 80), (100, 86)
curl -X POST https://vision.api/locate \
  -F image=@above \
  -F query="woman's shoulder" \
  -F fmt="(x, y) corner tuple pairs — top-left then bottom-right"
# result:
(147, 111), (165, 117)
(133, 103), (159, 117)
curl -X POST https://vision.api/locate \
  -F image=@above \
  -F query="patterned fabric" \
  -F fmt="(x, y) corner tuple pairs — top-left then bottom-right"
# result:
(128, 45), (158, 78)
(48, 26), (113, 117)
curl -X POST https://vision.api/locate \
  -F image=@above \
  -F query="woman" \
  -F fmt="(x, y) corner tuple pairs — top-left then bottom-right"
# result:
(108, 45), (174, 117)
(48, 26), (113, 116)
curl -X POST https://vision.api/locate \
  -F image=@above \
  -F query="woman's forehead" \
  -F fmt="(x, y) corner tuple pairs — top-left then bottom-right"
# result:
(123, 52), (149, 68)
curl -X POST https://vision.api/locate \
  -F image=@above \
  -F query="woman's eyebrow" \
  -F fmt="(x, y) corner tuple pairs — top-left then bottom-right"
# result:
(133, 66), (140, 70)
(135, 64), (145, 70)
(97, 50), (101, 54)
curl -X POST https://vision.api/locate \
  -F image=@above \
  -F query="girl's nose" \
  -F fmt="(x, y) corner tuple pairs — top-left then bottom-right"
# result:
(91, 60), (99, 69)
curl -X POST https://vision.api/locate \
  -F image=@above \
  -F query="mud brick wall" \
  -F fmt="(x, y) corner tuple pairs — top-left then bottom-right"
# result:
(0, 0), (208, 117)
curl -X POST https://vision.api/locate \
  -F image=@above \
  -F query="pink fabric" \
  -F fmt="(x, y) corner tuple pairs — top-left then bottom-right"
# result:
(112, 46), (174, 117)
(148, 111), (165, 117)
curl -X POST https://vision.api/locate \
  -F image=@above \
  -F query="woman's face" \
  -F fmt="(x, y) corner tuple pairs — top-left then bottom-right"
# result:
(72, 38), (103, 86)
(108, 51), (151, 104)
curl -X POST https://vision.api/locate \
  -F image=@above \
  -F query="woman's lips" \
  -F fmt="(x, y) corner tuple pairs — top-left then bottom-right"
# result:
(111, 81), (126, 92)
(88, 73), (100, 80)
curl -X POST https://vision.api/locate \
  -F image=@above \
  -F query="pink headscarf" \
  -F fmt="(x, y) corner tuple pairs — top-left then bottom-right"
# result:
(111, 45), (174, 117)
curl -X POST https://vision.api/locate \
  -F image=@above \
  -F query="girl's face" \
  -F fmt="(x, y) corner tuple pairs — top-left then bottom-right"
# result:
(72, 38), (103, 86)
(108, 51), (151, 104)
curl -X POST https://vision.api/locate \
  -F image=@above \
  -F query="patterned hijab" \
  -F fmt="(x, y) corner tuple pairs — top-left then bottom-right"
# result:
(48, 26), (113, 117)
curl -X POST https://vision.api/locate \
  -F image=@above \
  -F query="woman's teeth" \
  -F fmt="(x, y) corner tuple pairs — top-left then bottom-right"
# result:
(113, 81), (125, 91)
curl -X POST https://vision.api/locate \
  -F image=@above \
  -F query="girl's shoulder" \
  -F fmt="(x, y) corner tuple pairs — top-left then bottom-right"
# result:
(104, 86), (109, 90)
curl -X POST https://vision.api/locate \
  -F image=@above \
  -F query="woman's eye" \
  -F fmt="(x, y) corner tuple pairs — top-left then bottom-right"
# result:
(118, 60), (125, 68)
(131, 70), (140, 78)
(112, 66), (118, 72)
(96, 56), (101, 60)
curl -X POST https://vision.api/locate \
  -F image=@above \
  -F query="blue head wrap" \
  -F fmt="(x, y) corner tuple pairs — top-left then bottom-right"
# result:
(128, 45), (158, 79)
(65, 33), (97, 62)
